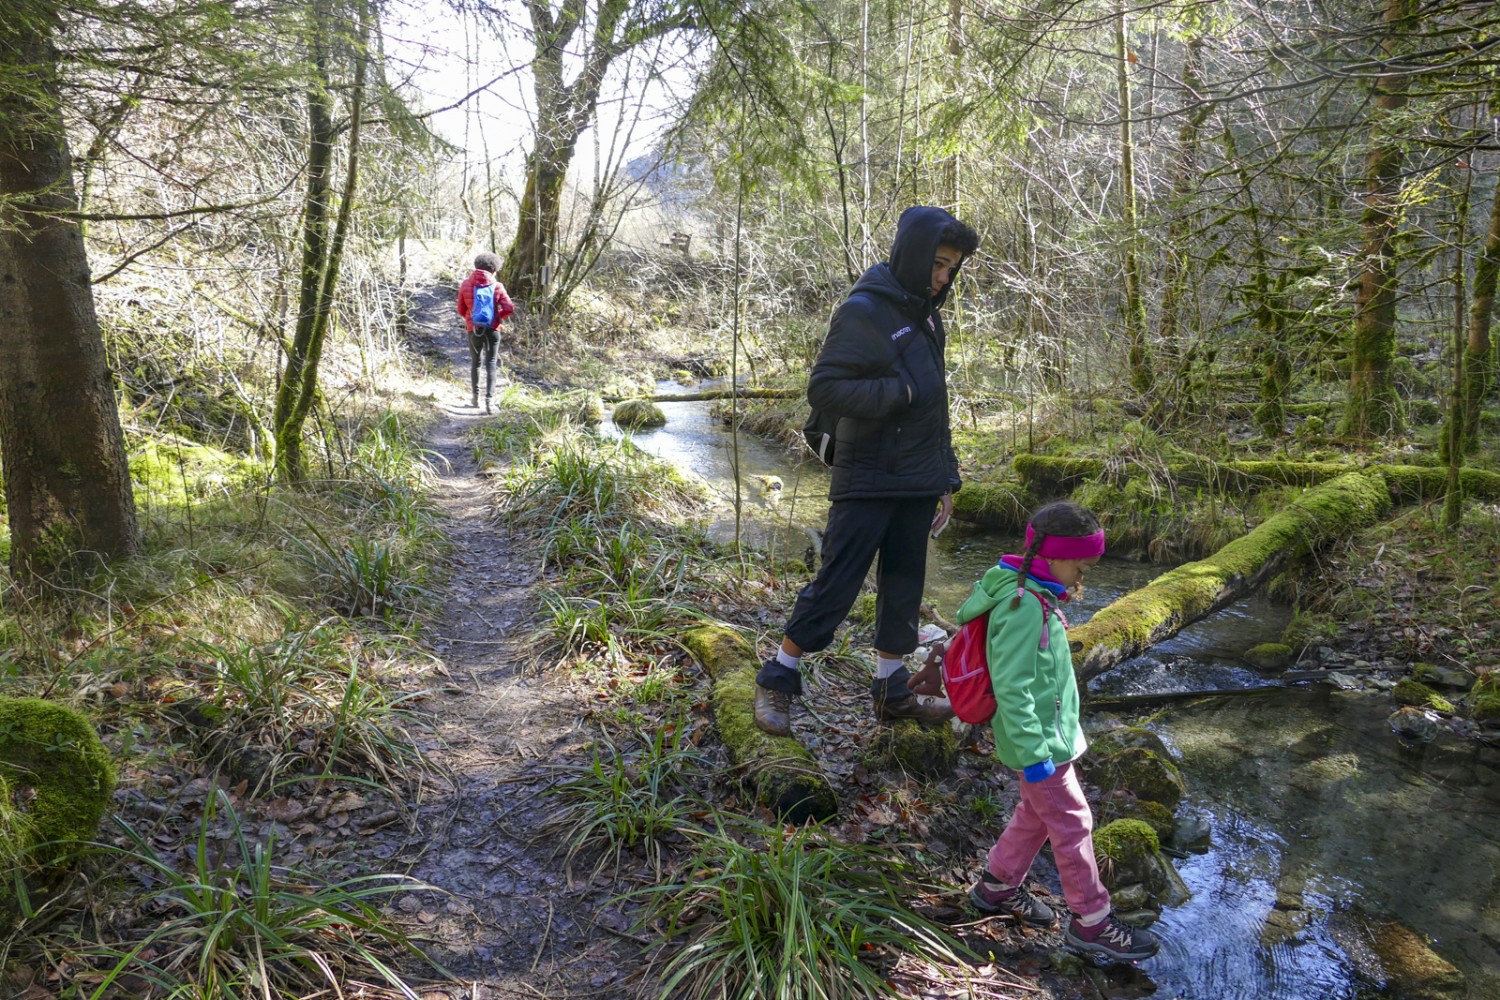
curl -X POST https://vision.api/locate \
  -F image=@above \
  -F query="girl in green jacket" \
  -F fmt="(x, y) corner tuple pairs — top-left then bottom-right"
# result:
(957, 501), (1160, 963)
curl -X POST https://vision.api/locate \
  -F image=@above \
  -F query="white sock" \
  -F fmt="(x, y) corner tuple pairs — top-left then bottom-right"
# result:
(776, 648), (801, 671)
(875, 655), (903, 679)
(1078, 906), (1110, 927)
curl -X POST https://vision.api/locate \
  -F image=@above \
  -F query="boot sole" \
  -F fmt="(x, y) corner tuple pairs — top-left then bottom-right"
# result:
(1063, 932), (1158, 963)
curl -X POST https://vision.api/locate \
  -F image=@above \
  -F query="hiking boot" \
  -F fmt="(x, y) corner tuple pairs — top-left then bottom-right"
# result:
(754, 683), (793, 737)
(470, 390), (479, 408)
(484, 397), (492, 414)
(1065, 911), (1161, 962)
(875, 693), (955, 725)
(969, 874), (1055, 927)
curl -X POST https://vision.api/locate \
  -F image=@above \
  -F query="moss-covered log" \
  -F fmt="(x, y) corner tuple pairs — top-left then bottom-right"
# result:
(1011, 453), (1500, 501)
(679, 626), (836, 823)
(604, 387), (802, 403)
(1069, 472), (1392, 683)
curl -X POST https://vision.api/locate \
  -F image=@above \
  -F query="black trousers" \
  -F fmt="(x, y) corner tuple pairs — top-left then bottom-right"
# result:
(784, 495), (937, 658)
(468, 326), (500, 398)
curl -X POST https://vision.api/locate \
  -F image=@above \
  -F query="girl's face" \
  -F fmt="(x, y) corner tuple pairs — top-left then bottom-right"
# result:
(1046, 555), (1100, 590)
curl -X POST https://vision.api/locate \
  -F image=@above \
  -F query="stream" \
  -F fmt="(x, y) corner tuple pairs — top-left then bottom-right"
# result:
(604, 388), (1500, 999)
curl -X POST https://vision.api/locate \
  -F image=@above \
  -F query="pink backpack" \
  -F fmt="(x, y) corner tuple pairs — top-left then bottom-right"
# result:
(941, 589), (1066, 725)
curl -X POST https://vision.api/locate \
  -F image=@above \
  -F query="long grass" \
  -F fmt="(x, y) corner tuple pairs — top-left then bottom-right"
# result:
(77, 790), (432, 999)
(634, 821), (967, 1000)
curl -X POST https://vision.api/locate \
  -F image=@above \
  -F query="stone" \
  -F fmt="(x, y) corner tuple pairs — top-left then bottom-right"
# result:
(1244, 642), (1293, 671)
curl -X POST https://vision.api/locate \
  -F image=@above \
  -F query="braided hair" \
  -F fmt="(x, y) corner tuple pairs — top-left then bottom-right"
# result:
(1009, 501), (1102, 609)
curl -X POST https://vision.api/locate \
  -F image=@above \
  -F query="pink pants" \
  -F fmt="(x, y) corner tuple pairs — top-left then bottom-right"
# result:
(986, 760), (1110, 919)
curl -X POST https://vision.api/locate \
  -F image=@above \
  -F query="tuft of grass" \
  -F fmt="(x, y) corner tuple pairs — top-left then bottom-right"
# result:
(634, 821), (966, 1000)
(543, 720), (707, 879)
(79, 790), (432, 999)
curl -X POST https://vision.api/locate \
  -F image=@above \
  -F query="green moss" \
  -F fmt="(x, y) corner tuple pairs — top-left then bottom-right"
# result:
(679, 627), (836, 822)
(1469, 671), (1500, 723)
(1087, 726), (1171, 761)
(1012, 454), (1103, 496)
(1070, 471), (1391, 681)
(873, 721), (959, 778)
(0, 698), (116, 915)
(1245, 642), (1293, 671)
(951, 480), (1032, 529)
(1098, 797), (1175, 843)
(1090, 747), (1188, 810)
(611, 398), (667, 430)
(1393, 679), (1454, 714)
(848, 592), (877, 625)
(1094, 818), (1161, 888)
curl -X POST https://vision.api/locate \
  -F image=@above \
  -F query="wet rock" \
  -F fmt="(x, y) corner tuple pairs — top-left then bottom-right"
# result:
(1171, 805), (1213, 852)
(1262, 890), (1310, 948)
(1094, 818), (1189, 906)
(1410, 663), (1474, 691)
(1388, 706), (1440, 744)
(1289, 752), (1360, 794)
(1087, 725), (1172, 760)
(1098, 796), (1174, 843)
(1089, 746), (1188, 810)
(1109, 882), (1152, 912)
(1362, 919), (1465, 998)
(1326, 671), (1363, 691)
(1244, 642), (1293, 671)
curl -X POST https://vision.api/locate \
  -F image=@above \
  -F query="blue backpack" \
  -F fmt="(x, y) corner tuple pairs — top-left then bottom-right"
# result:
(471, 284), (497, 327)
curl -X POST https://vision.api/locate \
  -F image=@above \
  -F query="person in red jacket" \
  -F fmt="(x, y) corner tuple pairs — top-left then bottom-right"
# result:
(456, 253), (515, 413)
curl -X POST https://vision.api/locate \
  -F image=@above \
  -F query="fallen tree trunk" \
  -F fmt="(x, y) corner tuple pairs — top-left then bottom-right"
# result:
(1069, 471), (1393, 684)
(1014, 453), (1500, 500)
(679, 626), (836, 823)
(604, 387), (802, 404)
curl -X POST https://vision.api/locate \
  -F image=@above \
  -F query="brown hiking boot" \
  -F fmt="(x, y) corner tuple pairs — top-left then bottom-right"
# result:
(754, 683), (793, 736)
(875, 693), (955, 725)
(970, 874), (1056, 927)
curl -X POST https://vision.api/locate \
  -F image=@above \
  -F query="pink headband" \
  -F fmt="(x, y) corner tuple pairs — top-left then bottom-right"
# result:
(1025, 524), (1106, 560)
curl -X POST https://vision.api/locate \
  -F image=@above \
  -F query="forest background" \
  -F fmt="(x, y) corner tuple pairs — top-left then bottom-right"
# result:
(1, 0), (1498, 996)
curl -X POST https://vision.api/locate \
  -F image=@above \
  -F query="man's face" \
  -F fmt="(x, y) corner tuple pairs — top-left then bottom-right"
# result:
(930, 245), (964, 297)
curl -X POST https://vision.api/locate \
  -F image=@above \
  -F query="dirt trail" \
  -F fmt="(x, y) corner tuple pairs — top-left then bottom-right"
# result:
(389, 288), (644, 998)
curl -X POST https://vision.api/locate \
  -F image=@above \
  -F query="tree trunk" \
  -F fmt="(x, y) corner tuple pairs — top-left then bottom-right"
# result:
(1462, 170), (1500, 451)
(0, 4), (139, 575)
(273, 0), (367, 485)
(1157, 35), (1204, 388)
(1114, 0), (1152, 398)
(502, 131), (574, 310)
(1343, 0), (1416, 439)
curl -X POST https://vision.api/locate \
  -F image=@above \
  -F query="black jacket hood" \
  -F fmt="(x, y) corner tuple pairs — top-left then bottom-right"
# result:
(885, 205), (962, 310)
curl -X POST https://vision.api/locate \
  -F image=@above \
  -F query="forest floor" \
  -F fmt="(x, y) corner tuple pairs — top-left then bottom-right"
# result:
(367, 287), (660, 998)
(377, 289), (1102, 1000)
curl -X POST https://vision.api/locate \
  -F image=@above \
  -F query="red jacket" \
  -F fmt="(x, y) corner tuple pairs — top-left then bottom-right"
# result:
(456, 269), (515, 332)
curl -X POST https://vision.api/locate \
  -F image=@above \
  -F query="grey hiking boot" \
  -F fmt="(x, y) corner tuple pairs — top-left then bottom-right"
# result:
(470, 389), (479, 408)
(1065, 911), (1161, 962)
(969, 873), (1055, 927)
(754, 683), (793, 736)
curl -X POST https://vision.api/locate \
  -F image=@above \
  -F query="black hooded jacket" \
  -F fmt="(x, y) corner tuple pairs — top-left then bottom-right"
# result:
(807, 206), (963, 501)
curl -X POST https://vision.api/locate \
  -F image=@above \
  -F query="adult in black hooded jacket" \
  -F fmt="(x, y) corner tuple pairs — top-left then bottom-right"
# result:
(755, 206), (979, 737)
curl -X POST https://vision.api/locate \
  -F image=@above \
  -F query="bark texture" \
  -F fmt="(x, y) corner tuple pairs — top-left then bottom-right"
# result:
(0, 3), (139, 574)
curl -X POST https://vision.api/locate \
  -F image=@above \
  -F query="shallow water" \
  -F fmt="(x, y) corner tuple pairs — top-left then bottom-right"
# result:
(604, 392), (1500, 997)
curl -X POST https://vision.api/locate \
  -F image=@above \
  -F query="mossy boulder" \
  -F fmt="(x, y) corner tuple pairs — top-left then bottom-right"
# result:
(1012, 454), (1103, 496)
(611, 399), (666, 430)
(679, 626), (836, 823)
(872, 720), (960, 779)
(950, 480), (1032, 530)
(1087, 726), (1171, 761)
(1244, 642), (1293, 672)
(1098, 796), (1175, 843)
(1093, 818), (1159, 887)
(1393, 679), (1454, 714)
(0, 698), (116, 913)
(1089, 747), (1187, 810)
(1411, 662), (1473, 691)
(1467, 670), (1500, 724)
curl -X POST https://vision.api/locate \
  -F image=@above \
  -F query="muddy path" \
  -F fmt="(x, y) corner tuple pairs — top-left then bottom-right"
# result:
(388, 289), (651, 998)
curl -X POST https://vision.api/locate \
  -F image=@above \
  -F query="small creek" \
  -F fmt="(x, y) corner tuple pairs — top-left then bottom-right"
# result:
(604, 388), (1500, 998)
